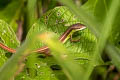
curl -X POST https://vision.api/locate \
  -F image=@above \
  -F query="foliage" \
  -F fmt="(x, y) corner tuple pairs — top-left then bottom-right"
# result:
(0, 0), (120, 80)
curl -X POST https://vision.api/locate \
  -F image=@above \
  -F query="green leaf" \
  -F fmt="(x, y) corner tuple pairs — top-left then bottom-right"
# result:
(0, 52), (7, 67)
(27, 6), (103, 65)
(0, 32), (40, 80)
(0, 20), (20, 49)
(26, 6), (103, 79)
(0, 20), (20, 67)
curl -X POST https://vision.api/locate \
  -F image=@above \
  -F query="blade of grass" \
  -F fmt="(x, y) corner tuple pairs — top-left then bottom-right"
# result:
(106, 44), (120, 70)
(38, 32), (86, 80)
(26, 0), (37, 31)
(37, 0), (43, 17)
(23, 0), (37, 39)
(85, 0), (120, 79)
